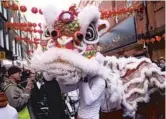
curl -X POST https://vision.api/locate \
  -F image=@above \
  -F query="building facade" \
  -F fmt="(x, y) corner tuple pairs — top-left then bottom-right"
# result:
(0, 1), (13, 66)
(0, 0), (32, 67)
(78, 1), (165, 61)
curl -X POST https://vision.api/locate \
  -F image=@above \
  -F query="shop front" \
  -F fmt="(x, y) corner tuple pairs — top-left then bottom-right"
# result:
(99, 16), (138, 57)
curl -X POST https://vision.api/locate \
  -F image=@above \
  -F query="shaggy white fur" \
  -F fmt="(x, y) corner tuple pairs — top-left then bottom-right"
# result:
(103, 56), (165, 117)
(78, 5), (100, 35)
(42, 4), (61, 32)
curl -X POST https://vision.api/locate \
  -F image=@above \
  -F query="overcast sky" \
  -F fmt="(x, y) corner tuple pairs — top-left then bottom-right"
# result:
(19, 0), (80, 24)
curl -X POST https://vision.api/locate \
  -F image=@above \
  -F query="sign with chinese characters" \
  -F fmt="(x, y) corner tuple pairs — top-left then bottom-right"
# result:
(99, 16), (137, 53)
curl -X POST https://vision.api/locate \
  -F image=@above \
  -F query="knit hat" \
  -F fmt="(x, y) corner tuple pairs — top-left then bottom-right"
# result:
(8, 66), (21, 76)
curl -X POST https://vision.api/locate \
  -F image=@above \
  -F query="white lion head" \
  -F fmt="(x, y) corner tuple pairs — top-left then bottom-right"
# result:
(31, 5), (110, 84)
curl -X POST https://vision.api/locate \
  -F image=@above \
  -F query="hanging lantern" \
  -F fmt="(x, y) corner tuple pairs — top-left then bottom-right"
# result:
(12, 3), (19, 11)
(155, 36), (161, 42)
(20, 5), (27, 12)
(26, 50), (32, 55)
(39, 9), (43, 14)
(12, 23), (17, 29)
(40, 40), (47, 47)
(38, 30), (43, 34)
(31, 7), (38, 14)
(28, 22), (33, 27)
(34, 38), (39, 41)
(22, 22), (27, 27)
(29, 29), (33, 33)
(138, 39), (145, 44)
(32, 23), (37, 27)
(145, 39), (150, 44)
(33, 29), (37, 33)
(26, 28), (31, 32)
(38, 23), (41, 28)
(2, 1), (10, 9)
(151, 38), (155, 43)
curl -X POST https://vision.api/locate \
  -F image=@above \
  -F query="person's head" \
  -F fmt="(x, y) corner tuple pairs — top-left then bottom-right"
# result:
(159, 57), (165, 64)
(8, 66), (22, 83)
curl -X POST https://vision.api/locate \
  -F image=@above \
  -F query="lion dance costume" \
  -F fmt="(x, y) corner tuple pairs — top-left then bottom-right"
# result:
(31, 4), (165, 118)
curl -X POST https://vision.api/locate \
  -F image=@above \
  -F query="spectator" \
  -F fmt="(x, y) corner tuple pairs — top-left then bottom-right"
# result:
(0, 66), (18, 119)
(31, 72), (68, 119)
(159, 57), (165, 71)
(2, 66), (35, 119)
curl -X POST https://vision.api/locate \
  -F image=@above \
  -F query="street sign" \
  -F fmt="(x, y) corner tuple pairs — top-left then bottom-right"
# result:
(0, 51), (6, 60)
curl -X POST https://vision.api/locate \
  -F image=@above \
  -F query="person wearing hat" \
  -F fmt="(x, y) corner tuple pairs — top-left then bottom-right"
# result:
(0, 66), (18, 119)
(2, 66), (36, 119)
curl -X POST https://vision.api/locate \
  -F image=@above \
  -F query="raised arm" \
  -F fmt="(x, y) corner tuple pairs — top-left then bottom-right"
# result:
(80, 76), (105, 105)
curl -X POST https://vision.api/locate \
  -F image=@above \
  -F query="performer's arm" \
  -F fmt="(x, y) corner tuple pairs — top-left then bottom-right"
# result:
(80, 76), (105, 105)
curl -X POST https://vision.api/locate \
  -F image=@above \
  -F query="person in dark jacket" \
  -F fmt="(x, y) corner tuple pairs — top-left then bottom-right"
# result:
(31, 73), (68, 119)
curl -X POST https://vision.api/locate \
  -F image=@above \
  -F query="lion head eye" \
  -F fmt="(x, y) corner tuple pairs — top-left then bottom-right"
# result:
(51, 29), (61, 39)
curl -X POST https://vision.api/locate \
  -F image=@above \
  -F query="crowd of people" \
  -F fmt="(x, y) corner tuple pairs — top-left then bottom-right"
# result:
(0, 65), (71, 119)
(153, 57), (165, 71)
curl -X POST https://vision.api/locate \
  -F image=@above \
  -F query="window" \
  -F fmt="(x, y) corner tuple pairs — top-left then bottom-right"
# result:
(115, 16), (119, 23)
(126, 0), (132, 7)
(0, 2), (2, 13)
(11, 17), (14, 23)
(0, 30), (4, 47)
(3, 8), (7, 19)
(5, 34), (9, 50)
(16, 42), (19, 56)
(18, 43), (22, 57)
(12, 39), (16, 55)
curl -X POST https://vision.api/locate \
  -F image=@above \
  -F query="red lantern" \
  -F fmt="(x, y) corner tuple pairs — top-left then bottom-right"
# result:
(38, 23), (41, 28)
(40, 40), (47, 47)
(20, 5), (27, 12)
(24, 28), (28, 32)
(31, 7), (38, 14)
(138, 39), (145, 44)
(29, 29), (33, 33)
(38, 30), (43, 34)
(12, 3), (18, 11)
(22, 23), (27, 27)
(155, 36), (161, 42)
(32, 23), (37, 27)
(39, 9), (43, 14)
(34, 38), (39, 41)
(33, 29), (37, 33)
(151, 38), (155, 43)
(2, 1), (10, 9)
(28, 22), (33, 27)
(146, 39), (150, 44)
(26, 50), (32, 55)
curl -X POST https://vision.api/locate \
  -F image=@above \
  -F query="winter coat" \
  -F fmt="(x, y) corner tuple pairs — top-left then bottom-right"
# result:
(30, 79), (68, 119)
(2, 80), (35, 119)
